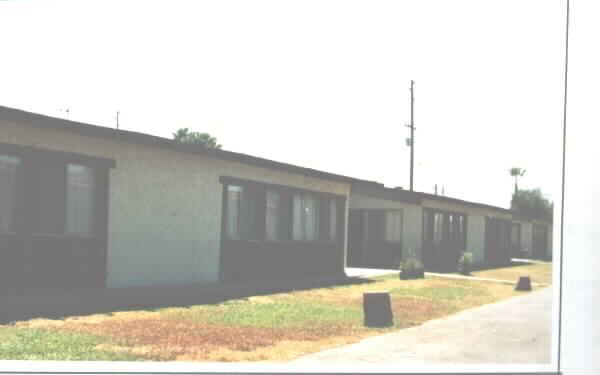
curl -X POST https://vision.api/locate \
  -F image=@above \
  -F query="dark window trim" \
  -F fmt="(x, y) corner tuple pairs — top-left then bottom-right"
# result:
(219, 176), (346, 200)
(0, 142), (116, 169)
(220, 176), (347, 244)
(383, 209), (403, 244)
(422, 207), (468, 248)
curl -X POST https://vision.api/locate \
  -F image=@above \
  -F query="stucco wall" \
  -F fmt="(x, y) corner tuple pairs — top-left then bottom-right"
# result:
(349, 193), (423, 259)
(466, 215), (486, 264)
(0, 120), (350, 288)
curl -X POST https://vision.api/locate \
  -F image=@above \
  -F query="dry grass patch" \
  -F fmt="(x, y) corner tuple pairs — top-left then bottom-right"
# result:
(52, 317), (351, 361)
(4, 274), (545, 362)
(471, 263), (553, 285)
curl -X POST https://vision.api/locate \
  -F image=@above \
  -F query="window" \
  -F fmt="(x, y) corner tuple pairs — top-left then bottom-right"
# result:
(329, 199), (338, 242)
(423, 210), (432, 241)
(66, 164), (96, 236)
(226, 185), (242, 240)
(0, 155), (20, 234)
(225, 185), (259, 240)
(433, 212), (443, 245)
(385, 211), (402, 243)
(293, 193), (319, 241)
(265, 191), (280, 241)
(36, 162), (67, 235)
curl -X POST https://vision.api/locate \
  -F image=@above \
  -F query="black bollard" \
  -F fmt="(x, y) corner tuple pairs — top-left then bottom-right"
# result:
(515, 276), (532, 291)
(363, 291), (394, 328)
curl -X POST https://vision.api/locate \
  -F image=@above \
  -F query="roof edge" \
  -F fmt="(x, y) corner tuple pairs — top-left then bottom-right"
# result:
(0, 105), (377, 186)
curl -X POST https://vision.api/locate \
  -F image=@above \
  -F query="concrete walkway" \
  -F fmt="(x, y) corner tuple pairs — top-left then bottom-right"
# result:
(292, 287), (553, 365)
(424, 272), (550, 287)
(345, 267), (549, 287)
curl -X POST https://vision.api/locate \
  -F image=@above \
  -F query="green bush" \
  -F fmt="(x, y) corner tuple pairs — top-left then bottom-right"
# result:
(399, 249), (424, 273)
(458, 252), (473, 275)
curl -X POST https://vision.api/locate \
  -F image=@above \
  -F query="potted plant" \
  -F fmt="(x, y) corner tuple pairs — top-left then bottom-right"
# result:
(457, 252), (473, 276)
(399, 249), (425, 280)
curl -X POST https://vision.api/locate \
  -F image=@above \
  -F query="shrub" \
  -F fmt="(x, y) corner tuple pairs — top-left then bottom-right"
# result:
(400, 257), (424, 273)
(399, 249), (425, 280)
(458, 252), (473, 275)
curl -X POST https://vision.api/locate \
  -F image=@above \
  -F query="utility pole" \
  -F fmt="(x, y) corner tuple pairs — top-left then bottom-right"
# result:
(116, 111), (120, 129)
(405, 80), (415, 191)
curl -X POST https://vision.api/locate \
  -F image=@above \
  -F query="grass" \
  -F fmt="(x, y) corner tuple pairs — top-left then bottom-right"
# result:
(470, 262), (553, 285)
(0, 274), (550, 362)
(0, 326), (144, 361)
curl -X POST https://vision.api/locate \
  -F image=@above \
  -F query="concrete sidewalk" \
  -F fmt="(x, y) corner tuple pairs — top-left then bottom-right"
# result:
(291, 287), (553, 365)
(345, 267), (549, 287)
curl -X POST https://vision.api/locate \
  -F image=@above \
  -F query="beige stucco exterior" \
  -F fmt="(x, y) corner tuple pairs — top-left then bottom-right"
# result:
(421, 197), (512, 265)
(0, 120), (350, 288)
(349, 193), (423, 259)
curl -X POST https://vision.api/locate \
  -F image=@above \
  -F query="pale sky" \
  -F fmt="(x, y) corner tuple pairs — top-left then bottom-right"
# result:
(0, 0), (566, 208)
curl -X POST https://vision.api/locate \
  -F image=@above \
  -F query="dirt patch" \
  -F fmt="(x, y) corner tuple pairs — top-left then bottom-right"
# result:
(390, 296), (453, 327)
(51, 318), (349, 361)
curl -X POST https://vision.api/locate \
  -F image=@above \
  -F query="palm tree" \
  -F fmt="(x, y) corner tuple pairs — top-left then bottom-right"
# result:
(509, 167), (526, 195)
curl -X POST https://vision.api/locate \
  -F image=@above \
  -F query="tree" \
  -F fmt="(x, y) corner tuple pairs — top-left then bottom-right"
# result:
(509, 167), (526, 195)
(172, 128), (222, 149)
(511, 188), (553, 222)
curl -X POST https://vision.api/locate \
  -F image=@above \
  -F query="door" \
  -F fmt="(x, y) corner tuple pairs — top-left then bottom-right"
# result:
(347, 210), (365, 267)
(532, 224), (548, 260)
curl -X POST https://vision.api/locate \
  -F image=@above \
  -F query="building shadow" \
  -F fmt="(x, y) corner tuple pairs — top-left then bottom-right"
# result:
(0, 276), (375, 325)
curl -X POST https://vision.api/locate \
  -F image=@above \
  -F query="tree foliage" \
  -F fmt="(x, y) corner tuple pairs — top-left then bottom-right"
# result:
(511, 188), (553, 222)
(172, 128), (222, 149)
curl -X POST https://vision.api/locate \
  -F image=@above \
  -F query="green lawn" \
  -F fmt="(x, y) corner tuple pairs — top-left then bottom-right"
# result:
(1, 274), (549, 362)
(0, 326), (142, 361)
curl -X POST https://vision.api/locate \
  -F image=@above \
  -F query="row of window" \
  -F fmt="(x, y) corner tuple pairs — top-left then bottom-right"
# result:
(424, 209), (467, 249)
(225, 184), (340, 242)
(0, 155), (97, 237)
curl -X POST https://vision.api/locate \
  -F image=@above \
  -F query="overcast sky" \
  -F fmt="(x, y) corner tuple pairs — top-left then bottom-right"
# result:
(0, 0), (566, 208)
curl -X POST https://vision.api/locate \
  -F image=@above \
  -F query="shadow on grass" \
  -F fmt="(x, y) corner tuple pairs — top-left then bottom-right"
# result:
(0, 276), (375, 325)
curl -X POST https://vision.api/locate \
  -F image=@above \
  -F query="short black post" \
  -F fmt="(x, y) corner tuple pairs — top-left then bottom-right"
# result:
(363, 291), (394, 328)
(515, 276), (532, 291)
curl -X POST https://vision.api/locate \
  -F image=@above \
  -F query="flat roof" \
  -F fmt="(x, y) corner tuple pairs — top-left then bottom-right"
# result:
(0, 105), (378, 186)
(417, 191), (513, 215)
(351, 180), (512, 214)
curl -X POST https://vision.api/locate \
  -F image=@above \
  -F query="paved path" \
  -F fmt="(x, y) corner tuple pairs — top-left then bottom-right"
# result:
(292, 287), (553, 365)
(424, 272), (549, 287)
(345, 267), (549, 287)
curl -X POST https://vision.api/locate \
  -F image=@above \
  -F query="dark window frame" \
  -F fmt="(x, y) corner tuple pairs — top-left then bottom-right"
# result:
(0, 153), (23, 236)
(0, 142), (114, 240)
(422, 207), (468, 250)
(220, 176), (346, 245)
